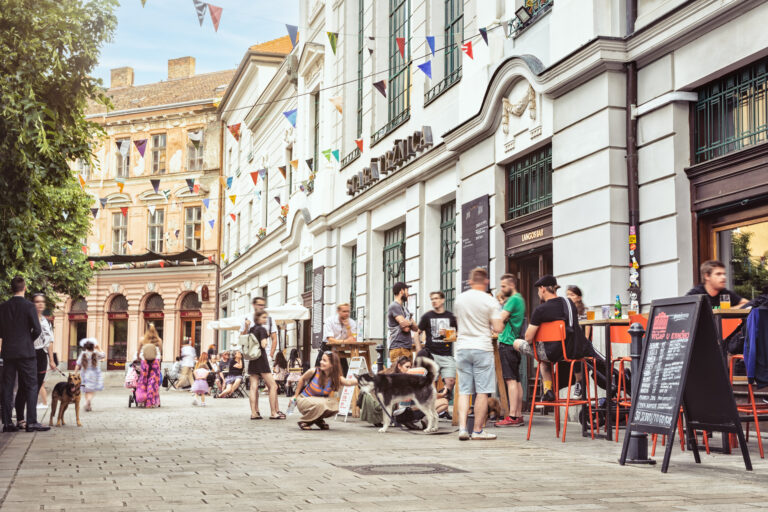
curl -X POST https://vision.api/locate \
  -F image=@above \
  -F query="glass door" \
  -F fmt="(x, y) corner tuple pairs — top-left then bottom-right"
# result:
(68, 321), (88, 370)
(182, 318), (202, 356)
(108, 319), (128, 370)
(713, 217), (768, 301)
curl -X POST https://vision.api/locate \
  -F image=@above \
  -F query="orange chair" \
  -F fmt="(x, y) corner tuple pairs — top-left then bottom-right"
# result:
(729, 354), (766, 458)
(611, 315), (648, 441)
(526, 321), (596, 442)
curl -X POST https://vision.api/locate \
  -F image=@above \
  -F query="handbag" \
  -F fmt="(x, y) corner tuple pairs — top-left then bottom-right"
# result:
(239, 333), (262, 360)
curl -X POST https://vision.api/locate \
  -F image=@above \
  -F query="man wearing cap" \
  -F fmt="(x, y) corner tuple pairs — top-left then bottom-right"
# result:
(387, 282), (419, 364)
(513, 274), (592, 402)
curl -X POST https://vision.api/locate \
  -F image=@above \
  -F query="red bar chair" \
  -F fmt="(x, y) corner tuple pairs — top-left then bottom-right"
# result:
(612, 315), (649, 441)
(729, 354), (766, 458)
(526, 320), (597, 442)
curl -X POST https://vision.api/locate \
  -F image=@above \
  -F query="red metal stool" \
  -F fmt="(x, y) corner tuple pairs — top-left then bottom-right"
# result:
(729, 354), (766, 459)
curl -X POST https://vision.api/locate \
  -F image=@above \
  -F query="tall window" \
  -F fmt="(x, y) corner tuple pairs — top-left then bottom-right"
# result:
(187, 130), (204, 171)
(236, 213), (241, 253)
(357, 0), (365, 138)
(115, 138), (130, 178)
(507, 145), (552, 220)
(388, 0), (410, 124)
(444, 0), (463, 77)
(350, 245), (357, 319)
(383, 224), (406, 341)
(247, 200), (253, 244)
(313, 92), (320, 171)
(694, 57), (768, 163)
(148, 209), (164, 253)
(151, 134), (166, 174)
(112, 212), (127, 254)
(184, 206), (202, 250)
(286, 144), (294, 194)
(303, 261), (313, 293)
(440, 202), (457, 311)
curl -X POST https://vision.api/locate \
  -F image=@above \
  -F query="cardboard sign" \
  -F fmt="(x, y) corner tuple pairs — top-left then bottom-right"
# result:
(619, 295), (751, 473)
(337, 357), (368, 420)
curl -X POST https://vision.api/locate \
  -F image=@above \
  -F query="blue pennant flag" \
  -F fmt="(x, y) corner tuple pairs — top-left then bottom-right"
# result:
(417, 60), (432, 79)
(226, 177), (233, 189)
(286, 24), (298, 48)
(283, 109), (297, 127)
(426, 36), (435, 56)
(208, 219), (215, 229)
(202, 198), (210, 209)
(479, 27), (488, 45)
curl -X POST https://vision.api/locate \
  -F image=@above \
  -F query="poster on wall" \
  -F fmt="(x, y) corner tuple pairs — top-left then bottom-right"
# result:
(311, 266), (325, 349)
(461, 194), (490, 291)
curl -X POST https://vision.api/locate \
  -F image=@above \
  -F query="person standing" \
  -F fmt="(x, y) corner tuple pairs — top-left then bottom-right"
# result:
(0, 276), (48, 432)
(178, 339), (196, 389)
(453, 268), (504, 441)
(75, 338), (106, 411)
(318, 303), (357, 372)
(417, 291), (457, 402)
(495, 274), (526, 427)
(15, 294), (55, 422)
(135, 325), (162, 408)
(387, 282), (419, 364)
(241, 297), (279, 367)
(246, 312), (283, 420)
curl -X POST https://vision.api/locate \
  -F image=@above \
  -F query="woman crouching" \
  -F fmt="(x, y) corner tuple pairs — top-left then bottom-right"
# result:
(293, 351), (357, 430)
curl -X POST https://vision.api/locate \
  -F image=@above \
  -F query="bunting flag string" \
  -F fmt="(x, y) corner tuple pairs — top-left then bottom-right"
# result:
(479, 27), (488, 45)
(273, 195), (281, 205)
(150, 178), (160, 194)
(250, 171), (259, 186)
(355, 139), (363, 152)
(226, 177), (233, 189)
(283, 109), (297, 128)
(208, 219), (215, 229)
(373, 80), (387, 98)
(396, 37), (406, 59)
(278, 166), (286, 179)
(99, 243), (105, 253)
(82, 245), (88, 255)
(258, 168), (266, 179)
(90, 208), (99, 219)
(175, 229), (180, 238)
(286, 24), (298, 48)
(63, 211), (69, 220)
(417, 60), (432, 79)
(227, 123), (241, 141)
(322, 149), (332, 162)
(134, 139), (147, 157)
(462, 41), (473, 59)
(367, 36), (375, 56)
(79, 174), (86, 189)
(327, 32), (338, 55)
(193, 0), (207, 27)
(229, 213), (236, 222)
(116, 140), (130, 158)
(426, 35), (435, 56)
(51, 256), (57, 265)
(99, 198), (108, 209)
(329, 96), (343, 114)
(121, 207), (129, 217)
(141, 0), (147, 6)
(219, 176), (227, 188)
(332, 150), (340, 162)
(208, 3), (222, 32)
(162, 189), (171, 200)
(148, 205), (156, 216)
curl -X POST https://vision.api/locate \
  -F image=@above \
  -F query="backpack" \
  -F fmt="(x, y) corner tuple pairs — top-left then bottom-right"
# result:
(143, 343), (157, 362)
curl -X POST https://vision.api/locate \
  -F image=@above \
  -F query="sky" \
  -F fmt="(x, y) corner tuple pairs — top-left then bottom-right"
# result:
(93, 0), (300, 86)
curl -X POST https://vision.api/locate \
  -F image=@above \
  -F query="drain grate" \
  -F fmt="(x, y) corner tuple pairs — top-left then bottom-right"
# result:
(340, 463), (466, 475)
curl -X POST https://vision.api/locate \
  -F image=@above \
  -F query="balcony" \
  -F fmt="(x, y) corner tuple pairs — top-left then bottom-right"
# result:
(424, 67), (462, 106)
(509, 0), (553, 38)
(371, 108), (410, 147)
(340, 148), (361, 170)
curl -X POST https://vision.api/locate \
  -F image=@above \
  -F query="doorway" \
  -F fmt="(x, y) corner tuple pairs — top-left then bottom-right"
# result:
(508, 248), (553, 314)
(181, 316), (202, 355)
(68, 318), (87, 370)
(107, 316), (128, 370)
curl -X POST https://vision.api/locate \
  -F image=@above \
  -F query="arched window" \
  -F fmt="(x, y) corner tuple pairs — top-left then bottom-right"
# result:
(180, 292), (201, 310)
(109, 294), (129, 312)
(144, 293), (164, 311)
(70, 299), (88, 313)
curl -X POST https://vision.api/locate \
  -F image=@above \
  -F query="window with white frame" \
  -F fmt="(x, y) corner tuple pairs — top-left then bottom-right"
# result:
(147, 208), (164, 253)
(112, 212), (127, 254)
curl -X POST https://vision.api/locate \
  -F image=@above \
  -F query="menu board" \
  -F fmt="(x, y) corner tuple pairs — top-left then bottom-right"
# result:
(461, 194), (489, 291)
(311, 266), (325, 349)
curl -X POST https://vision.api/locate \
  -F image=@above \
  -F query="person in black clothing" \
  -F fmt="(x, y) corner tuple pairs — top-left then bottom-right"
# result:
(0, 277), (49, 432)
(247, 311), (283, 420)
(686, 259), (749, 309)
(418, 291), (458, 397)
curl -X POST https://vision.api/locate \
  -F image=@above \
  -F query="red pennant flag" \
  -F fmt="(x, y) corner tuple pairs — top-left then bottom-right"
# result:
(462, 41), (473, 59)
(355, 138), (363, 152)
(208, 3), (222, 32)
(230, 213), (236, 222)
(121, 207), (128, 217)
(396, 37), (405, 59)
(228, 123), (241, 141)
(81, 245), (88, 255)
(208, 255), (214, 263)
(250, 171), (259, 186)
(159, 261), (165, 268)
(89, 261), (94, 269)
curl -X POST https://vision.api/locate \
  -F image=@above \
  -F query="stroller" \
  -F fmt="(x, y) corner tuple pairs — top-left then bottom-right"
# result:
(125, 360), (141, 407)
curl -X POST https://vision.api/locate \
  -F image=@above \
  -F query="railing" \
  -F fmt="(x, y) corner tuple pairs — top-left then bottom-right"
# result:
(371, 108), (410, 146)
(509, 0), (553, 37)
(425, 67), (462, 106)
(340, 148), (361, 169)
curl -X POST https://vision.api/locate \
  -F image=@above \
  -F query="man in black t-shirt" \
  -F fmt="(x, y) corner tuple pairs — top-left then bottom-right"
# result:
(686, 260), (748, 309)
(418, 291), (458, 395)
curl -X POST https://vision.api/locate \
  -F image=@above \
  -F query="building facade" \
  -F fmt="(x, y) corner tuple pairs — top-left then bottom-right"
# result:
(56, 58), (234, 370)
(218, 0), (768, 367)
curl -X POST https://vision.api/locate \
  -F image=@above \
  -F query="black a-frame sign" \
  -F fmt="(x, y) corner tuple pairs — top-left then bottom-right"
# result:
(619, 295), (752, 473)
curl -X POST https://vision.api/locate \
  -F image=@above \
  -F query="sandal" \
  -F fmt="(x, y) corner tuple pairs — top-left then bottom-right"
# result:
(269, 411), (286, 420)
(315, 419), (330, 430)
(250, 413), (262, 420)
(298, 421), (313, 430)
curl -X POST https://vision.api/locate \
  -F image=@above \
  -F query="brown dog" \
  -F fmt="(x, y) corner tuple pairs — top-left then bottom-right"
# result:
(49, 373), (82, 427)
(487, 397), (503, 423)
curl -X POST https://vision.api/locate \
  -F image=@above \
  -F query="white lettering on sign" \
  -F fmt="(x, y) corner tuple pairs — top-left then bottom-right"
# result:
(521, 229), (544, 242)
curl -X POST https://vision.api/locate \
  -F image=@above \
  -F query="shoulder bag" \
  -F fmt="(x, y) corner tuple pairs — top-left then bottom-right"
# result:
(239, 333), (262, 360)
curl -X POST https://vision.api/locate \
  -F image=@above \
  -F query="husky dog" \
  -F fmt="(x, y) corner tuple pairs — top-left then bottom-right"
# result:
(357, 356), (439, 433)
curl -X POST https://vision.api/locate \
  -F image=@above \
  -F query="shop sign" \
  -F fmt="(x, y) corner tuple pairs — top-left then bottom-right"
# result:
(180, 310), (202, 318)
(108, 312), (128, 320)
(201, 285), (210, 302)
(461, 195), (490, 291)
(68, 313), (88, 321)
(521, 228), (544, 242)
(143, 311), (164, 319)
(346, 126), (434, 196)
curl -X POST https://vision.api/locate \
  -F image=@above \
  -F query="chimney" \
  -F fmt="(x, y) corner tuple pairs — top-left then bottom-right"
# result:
(110, 67), (134, 88)
(168, 57), (196, 80)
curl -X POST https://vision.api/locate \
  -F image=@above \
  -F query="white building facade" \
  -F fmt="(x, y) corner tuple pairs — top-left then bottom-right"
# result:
(218, 0), (768, 367)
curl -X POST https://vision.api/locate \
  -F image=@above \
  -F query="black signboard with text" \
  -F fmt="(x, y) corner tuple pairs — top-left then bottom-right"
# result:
(461, 194), (489, 291)
(619, 295), (751, 473)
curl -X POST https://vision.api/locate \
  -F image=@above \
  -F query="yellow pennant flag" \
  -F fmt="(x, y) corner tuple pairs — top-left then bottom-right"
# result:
(99, 243), (105, 253)
(220, 253), (225, 261)
(289, 160), (299, 169)
(329, 96), (343, 114)
(117, 182), (124, 193)
(51, 256), (57, 265)
(229, 194), (237, 204)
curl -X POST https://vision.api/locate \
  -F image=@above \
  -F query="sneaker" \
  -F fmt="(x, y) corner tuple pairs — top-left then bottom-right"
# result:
(192, 398), (200, 406)
(495, 416), (519, 427)
(471, 431), (497, 440)
(36, 404), (48, 409)
(438, 411), (452, 420)
(25, 423), (51, 432)
(458, 429), (470, 441)
(201, 402), (206, 407)
(542, 390), (556, 402)
(508, 416), (525, 427)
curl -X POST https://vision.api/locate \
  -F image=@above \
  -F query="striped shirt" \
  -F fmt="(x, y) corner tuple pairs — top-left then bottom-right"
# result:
(301, 370), (333, 397)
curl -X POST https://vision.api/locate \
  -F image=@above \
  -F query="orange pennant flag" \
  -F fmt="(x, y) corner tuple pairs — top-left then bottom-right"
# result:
(329, 96), (343, 114)
(250, 171), (259, 186)
(78, 174), (86, 189)
(289, 160), (299, 169)
(278, 166), (286, 179)
(159, 261), (165, 268)
(462, 41), (473, 59)
(219, 176), (227, 187)
(117, 182), (124, 193)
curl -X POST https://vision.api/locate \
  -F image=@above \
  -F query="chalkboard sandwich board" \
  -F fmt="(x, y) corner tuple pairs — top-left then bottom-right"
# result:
(619, 295), (752, 473)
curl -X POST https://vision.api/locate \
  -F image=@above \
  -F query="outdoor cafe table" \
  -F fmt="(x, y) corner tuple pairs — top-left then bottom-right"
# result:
(579, 317), (631, 441)
(326, 340), (377, 417)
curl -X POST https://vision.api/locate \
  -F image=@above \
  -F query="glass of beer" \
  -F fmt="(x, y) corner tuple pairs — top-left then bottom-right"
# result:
(720, 294), (731, 309)
(445, 327), (456, 341)
(586, 309), (595, 321)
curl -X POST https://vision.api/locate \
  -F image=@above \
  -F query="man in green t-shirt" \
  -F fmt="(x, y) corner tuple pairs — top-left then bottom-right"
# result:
(495, 273), (526, 427)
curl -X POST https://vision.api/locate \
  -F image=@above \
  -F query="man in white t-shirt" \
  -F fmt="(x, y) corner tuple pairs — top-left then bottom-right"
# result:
(453, 267), (504, 441)
(240, 296), (278, 367)
(178, 341), (196, 389)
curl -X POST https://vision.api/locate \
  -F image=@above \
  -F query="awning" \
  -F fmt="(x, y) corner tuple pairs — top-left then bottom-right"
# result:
(88, 248), (210, 264)
(207, 316), (243, 331)
(207, 304), (310, 331)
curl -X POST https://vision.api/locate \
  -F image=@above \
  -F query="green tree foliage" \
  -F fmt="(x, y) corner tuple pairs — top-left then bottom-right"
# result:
(731, 230), (768, 300)
(0, 0), (117, 302)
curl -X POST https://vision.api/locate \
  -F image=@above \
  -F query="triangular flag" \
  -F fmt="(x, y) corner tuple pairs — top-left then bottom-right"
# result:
(219, 176), (227, 187)
(208, 3), (222, 32)
(396, 37), (405, 59)
(193, 0), (207, 27)
(162, 189), (171, 200)
(78, 174), (86, 189)
(121, 207), (128, 217)
(89, 260), (95, 269)
(462, 41), (473, 59)
(283, 109), (297, 127)
(63, 211), (69, 220)
(186, 178), (195, 193)
(203, 198), (210, 209)
(220, 253), (225, 261)
(367, 36), (374, 56)
(229, 213), (236, 222)
(417, 60), (432, 79)
(62, 247), (67, 254)
(329, 96), (343, 114)
(426, 36), (435, 56)
(107, 262), (113, 269)
(193, 257), (197, 266)
(327, 32), (338, 55)
(99, 198), (107, 208)
(175, 229), (180, 238)
(134, 139), (147, 157)
(208, 219), (215, 229)
(278, 166), (286, 179)
(51, 256), (57, 265)
(479, 27), (488, 45)
(332, 150), (340, 162)
(501, 20), (510, 38)
(126, 240), (133, 248)
(99, 243), (105, 253)
(148, 205), (156, 216)
(159, 261), (164, 268)
(209, 255), (214, 263)
(188, 129), (203, 149)
(250, 171), (259, 186)
(227, 123), (241, 141)
(322, 149), (332, 162)
(150, 178), (160, 194)
(229, 194), (236, 204)
(286, 24), (298, 48)
(306, 158), (314, 172)
(116, 140), (129, 158)
(355, 139), (363, 152)
(289, 160), (298, 169)
(141, 0), (147, 6)
(193, 183), (199, 194)
(90, 208), (99, 219)
(274, 196), (281, 205)
(81, 245), (88, 255)
(256, 190), (262, 199)
(258, 168), (266, 179)
(116, 177), (125, 193)
(226, 177), (233, 189)
(299, 183), (305, 192)
(373, 80), (386, 98)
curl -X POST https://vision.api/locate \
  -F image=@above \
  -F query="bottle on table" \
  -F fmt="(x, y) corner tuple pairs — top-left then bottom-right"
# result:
(614, 295), (622, 319)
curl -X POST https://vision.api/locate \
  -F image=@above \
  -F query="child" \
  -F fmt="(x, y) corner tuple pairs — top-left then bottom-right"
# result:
(273, 351), (288, 389)
(191, 353), (211, 407)
(286, 348), (302, 397)
(74, 338), (105, 411)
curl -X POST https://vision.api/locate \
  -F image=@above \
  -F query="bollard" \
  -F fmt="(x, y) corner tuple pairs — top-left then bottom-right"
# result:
(623, 322), (655, 464)
(375, 344), (385, 373)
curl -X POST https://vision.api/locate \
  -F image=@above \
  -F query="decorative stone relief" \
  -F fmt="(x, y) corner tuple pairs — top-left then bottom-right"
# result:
(530, 126), (542, 139)
(110, 283), (120, 293)
(147, 282), (156, 292)
(502, 84), (536, 135)
(504, 138), (516, 153)
(184, 280), (193, 291)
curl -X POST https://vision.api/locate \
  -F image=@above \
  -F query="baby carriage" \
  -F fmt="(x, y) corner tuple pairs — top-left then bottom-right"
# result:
(125, 360), (141, 407)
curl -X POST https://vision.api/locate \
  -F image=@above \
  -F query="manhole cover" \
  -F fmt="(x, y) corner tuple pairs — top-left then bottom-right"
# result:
(340, 463), (465, 475)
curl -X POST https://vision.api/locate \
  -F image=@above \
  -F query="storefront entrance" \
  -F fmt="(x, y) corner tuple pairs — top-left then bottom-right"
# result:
(179, 292), (203, 356)
(143, 293), (165, 341)
(508, 249), (554, 314)
(68, 314), (88, 370)
(107, 295), (129, 370)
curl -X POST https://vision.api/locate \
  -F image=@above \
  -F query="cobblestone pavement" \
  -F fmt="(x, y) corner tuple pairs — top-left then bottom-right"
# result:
(1, 386), (767, 511)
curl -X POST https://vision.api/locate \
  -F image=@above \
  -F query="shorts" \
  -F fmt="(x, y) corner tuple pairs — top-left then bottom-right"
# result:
(389, 347), (413, 364)
(455, 349), (495, 395)
(431, 353), (456, 379)
(225, 374), (242, 386)
(36, 348), (48, 373)
(499, 342), (521, 381)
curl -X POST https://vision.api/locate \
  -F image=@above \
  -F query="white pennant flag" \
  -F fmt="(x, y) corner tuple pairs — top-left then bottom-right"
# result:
(192, 258), (197, 266)
(148, 205), (156, 216)
(117, 140), (130, 158)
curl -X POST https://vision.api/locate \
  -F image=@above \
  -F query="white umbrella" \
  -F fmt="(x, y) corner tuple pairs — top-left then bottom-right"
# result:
(264, 303), (310, 322)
